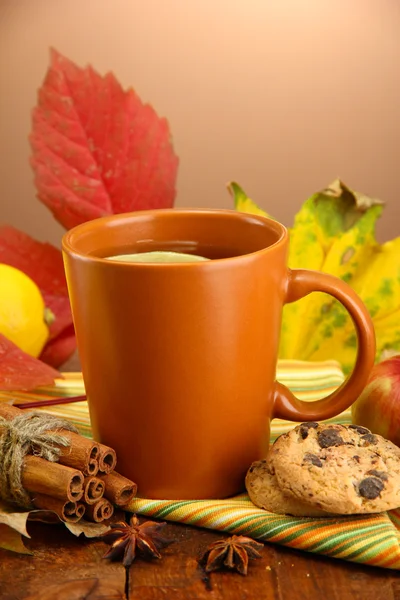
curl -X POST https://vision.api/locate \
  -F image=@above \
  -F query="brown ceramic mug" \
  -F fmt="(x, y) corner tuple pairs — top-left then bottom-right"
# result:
(62, 209), (375, 499)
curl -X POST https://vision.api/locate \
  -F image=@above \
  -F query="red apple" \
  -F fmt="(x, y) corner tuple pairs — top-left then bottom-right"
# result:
(351, 356), (400, 446)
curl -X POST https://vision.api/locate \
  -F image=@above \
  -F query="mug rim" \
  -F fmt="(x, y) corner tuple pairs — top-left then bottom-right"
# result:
(62, 207), (288, 265)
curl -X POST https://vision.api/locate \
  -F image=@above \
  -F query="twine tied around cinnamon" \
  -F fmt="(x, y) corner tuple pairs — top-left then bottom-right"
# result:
(0, 412), (78, 508)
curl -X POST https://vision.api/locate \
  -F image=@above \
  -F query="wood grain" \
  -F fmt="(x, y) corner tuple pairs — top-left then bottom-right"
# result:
(1, 518), (400, 600)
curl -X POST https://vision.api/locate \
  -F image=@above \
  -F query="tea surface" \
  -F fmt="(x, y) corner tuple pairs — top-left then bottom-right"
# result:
(105, 251), (209, 263)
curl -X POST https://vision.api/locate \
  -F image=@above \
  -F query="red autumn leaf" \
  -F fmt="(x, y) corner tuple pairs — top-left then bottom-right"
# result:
(39, 324), (76, 369)
(0, 334), (60, 391)
(30, 48), (179, 230)
(0, 226), (75, 366)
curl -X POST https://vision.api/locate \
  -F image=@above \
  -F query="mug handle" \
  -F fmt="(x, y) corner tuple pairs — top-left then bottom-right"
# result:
(273, 269), (376, 421)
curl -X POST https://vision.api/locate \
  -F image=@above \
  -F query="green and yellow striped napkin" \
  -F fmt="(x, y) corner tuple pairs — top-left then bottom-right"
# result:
(2, 360), (400, 570)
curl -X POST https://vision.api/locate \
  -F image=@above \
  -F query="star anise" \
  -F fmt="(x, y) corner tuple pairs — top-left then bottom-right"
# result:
(100, 514), (171, 567)
(199, 535), (264, 575)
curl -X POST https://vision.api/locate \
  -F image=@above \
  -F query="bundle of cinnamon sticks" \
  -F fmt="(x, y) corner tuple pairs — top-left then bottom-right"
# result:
(0, 404), (137, 523)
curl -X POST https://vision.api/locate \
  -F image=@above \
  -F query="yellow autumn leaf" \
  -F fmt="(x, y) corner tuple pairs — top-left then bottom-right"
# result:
(281, 204), (382, 362)
(227, 182), (272, 219)
(229, 179), (400, 373)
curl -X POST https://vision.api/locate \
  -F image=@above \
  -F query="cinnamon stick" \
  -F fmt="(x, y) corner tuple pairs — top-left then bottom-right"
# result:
(83, 476), (105, 505)
(100, 471), (137, 506)
(84, 498), (114, 523)
(22, 456), (84, 502)
(57, 430), (100, 476)
(98, 443), (117, 474)
(32, 494), (85, 523)
(0, 404), (100, 476)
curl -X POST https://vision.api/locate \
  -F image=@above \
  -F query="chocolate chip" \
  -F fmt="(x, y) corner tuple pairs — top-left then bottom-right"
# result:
(367, 470), (388, 481)
(303, 453), (323, 468)
(261, 459), (267, 464)
(318, 429), (345, 448)
(349, 424), (371, 435)
(358, 477), (385, 500)
(249, 467), (254, 473)
(353, 455), (361, 463)
(299, 427), (310, 439)
(361, 434), (377, 446)
(298, 422), (319, 440)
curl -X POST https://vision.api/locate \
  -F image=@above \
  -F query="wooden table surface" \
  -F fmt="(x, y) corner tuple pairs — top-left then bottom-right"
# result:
(1, 355), (400, 599)
(1, 518), (400, 600)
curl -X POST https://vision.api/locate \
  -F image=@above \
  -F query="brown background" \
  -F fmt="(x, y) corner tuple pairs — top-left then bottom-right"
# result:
(0, 0), (399, 247)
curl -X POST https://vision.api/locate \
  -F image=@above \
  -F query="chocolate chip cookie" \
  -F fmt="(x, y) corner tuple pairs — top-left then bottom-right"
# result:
(245, 459), (333, 517)
(269, 423), (400, 514)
